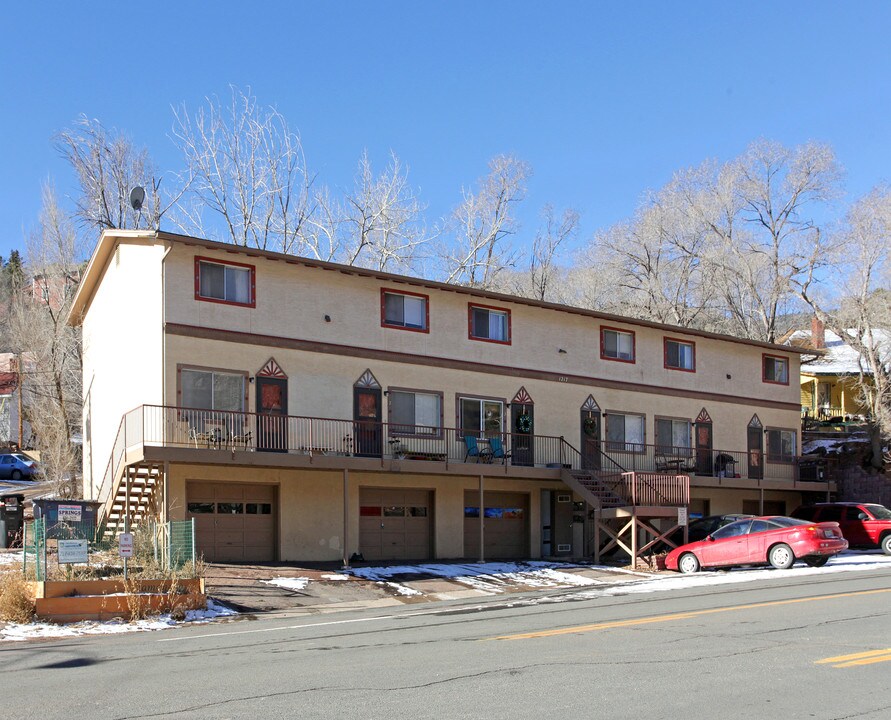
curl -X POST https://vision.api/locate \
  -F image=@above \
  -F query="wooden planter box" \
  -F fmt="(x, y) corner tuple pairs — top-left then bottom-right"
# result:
(30, 578), (206, 623)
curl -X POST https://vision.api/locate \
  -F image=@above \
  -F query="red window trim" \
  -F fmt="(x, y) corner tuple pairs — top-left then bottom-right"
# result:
(468, 303), (512, 345)
(664, 336), (696, 373)
(762, 353), (790, 385)
(386, 386), (444, 439)
(600, 326), (636, 364)
(380, 288), (430, 333)
(194, 256), (257, 308)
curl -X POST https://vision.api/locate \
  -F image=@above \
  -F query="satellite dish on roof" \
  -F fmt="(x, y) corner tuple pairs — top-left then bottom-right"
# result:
(129, 186), (146, 211)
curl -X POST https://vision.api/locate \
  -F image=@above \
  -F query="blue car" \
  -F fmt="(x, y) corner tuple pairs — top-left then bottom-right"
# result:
(0, 453), (38, 480)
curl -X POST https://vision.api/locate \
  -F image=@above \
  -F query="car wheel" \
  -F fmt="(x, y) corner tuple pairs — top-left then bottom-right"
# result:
(11, 470), (21, 480)
(804, 556), (829, 568)
(678, 552), (700, 574)
(881, 534), (891, 556)
(769, 543), (795, 569)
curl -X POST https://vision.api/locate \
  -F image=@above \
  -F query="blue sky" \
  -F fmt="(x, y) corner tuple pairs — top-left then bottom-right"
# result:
(1, 1), (889, 262)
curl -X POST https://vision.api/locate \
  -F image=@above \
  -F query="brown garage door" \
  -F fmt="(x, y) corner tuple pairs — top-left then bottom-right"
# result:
(187, 482), (276, 562)
(463, 491), (529, 559)
(359, 488), (432, 561)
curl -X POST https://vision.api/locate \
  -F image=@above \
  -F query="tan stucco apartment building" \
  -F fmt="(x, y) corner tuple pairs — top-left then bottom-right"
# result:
(68, 230), (828, 565)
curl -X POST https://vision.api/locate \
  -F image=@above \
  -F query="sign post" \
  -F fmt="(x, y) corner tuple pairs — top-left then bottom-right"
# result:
(119, 532), (134, 580)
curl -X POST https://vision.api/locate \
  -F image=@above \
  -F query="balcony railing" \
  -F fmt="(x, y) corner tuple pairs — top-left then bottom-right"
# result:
(103, 405), (827, 484)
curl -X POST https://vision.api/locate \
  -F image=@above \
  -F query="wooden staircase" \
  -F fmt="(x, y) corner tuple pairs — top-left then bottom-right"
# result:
(560, 468), (628, 508)
(99, 462), (164, 541)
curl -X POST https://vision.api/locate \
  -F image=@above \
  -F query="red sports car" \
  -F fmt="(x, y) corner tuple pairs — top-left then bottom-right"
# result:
(665, 516), (848, 573)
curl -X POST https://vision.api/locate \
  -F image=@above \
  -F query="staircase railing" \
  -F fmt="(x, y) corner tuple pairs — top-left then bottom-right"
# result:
(94, 406), (149, 532)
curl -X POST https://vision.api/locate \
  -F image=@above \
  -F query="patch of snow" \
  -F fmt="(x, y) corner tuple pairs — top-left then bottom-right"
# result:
(262, 577), (310, 591)
(0, 551), (24, 566)
(321, 574), (350, 581)
(383, 581), (421, 596)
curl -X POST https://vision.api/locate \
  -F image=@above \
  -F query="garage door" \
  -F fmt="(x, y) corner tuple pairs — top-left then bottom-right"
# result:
(187, 482), (276, 562)
(359, 488), (432, 561)
(463, 491), (529, 559)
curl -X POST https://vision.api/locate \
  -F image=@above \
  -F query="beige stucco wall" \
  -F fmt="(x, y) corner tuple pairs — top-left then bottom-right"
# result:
(81, 241), (165, 498)
(166, 463), (565, 562)
(161, 245), (801, 413)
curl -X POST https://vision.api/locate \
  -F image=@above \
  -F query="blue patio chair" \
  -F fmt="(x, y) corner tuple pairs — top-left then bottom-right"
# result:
(463, 435), (492, 463)
(488, 436), (511, 464)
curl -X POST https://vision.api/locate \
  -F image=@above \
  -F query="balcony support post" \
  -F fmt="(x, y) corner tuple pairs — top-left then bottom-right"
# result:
(342, 469), (350, 569)
(478, 474), (485, 564)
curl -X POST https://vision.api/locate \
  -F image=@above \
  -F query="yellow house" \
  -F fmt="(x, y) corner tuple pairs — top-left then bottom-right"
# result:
(68, 230), (825, 565)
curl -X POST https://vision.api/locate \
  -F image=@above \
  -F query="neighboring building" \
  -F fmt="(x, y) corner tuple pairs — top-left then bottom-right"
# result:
(68, 230), (823, 565)
(787, 318), (890, 421)
(0, 353), (33, 448)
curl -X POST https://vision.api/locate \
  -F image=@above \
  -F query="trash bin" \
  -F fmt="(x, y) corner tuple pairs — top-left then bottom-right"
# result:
(0, 493), (26, 548)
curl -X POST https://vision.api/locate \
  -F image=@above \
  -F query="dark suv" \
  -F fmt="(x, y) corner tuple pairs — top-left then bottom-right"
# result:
(791, 502), (891, 555)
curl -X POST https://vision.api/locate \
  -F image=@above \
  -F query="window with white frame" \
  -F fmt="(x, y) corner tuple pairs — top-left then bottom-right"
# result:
(605, 412), (645, 452)
(601, 328), (635, 362)
(389, 390), (442, 435)
(665, 338), (695, 371)
(181, 369), (245, 412)
(469, 305), (510, 343)
(196, 258), (254, 306)
(763, 354), (789, 384)
(459, 397), (504, 437)
(382, 290), (428, 331)
(655, 418), (692, 454)
(766, 428), (796, 463)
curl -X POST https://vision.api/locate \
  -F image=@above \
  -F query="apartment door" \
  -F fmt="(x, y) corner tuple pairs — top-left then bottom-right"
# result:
(747, 425), (763, 480)
(354, 386), (383, 457)
(580, 410), (602, 470)
(695, 421), (713, 475)
(511, 399), (534, 466)
(256, 377), (288, 452)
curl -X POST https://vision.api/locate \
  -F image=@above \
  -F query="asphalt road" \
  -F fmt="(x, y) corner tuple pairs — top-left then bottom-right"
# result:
(4, 568), (891, 720)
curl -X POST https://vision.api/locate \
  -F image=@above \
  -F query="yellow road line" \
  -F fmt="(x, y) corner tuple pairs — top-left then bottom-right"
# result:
(489, 587), (891, 641)
(816, 649), (891, 668)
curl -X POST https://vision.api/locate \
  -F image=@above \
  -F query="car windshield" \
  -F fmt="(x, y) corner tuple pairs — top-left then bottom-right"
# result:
(865, 505), (891, 520)
(769, 517), (811, 527)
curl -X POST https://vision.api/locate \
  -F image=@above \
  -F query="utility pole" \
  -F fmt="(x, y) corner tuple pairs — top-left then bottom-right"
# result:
(16, 353), (23, 448)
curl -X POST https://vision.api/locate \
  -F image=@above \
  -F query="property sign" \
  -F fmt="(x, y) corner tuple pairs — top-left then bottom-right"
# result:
(58, 539), (89, 564)
(678, 507), (688, 527)
(118, 533), (134, 558)
(57, 504), (83, 522)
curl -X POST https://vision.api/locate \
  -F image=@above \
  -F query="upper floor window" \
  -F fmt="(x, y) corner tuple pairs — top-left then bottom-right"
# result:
(601, 327), (635, 363)
(389, 389), (442, 436)
(381, 289), (429, 332)
(766, 428), (796, 463)
(469, 304), (511, 344)
(459, 396), (504, 437)
(195, 257), (255, 307)
(664, 338), (695, 372)
(763, 354), (789, 385)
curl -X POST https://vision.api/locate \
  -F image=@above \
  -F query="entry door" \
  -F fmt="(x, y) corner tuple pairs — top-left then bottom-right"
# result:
(256, 377), (288, 452)
(511, 403), (534, 466)
(696, 422), (713, 475)
(580, 411), (602, 470)
(354, 387), (383, 457)
(747, 426), (763, 480)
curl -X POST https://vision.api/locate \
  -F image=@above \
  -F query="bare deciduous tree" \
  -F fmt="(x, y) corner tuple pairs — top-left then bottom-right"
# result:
(527, 205), (579, 302)
(172, 86), (312, 253)
(307, 151), (430, 272)
(55, 117), (178, 233)
(440, 155), (531, 289)
(799, 188), (891, 468)
(7, 186), (83, 497)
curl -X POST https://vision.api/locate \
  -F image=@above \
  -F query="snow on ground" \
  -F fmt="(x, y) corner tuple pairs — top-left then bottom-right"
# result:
(261, 577), (310, 591)
(0, 600), (238, 643)
(3, 553), (889, 642)
(0, 550), (23, 566)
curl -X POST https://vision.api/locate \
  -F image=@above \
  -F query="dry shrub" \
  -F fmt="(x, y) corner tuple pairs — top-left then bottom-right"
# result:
(0, 567), (36, 623)
(121, 575), (151, 622)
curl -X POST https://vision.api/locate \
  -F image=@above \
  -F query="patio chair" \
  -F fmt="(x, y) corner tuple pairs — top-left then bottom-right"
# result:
(463, 435), (491, 463)
(488, 436), (511, 464)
